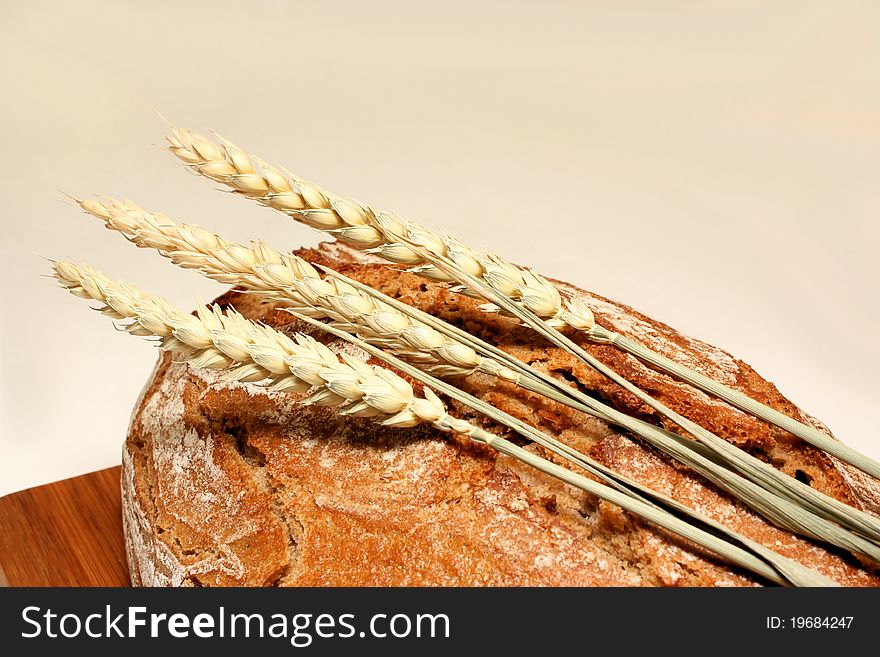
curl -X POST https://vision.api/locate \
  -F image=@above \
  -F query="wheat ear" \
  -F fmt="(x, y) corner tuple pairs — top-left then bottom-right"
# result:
(51, 260), (831, 586)
(78, 197), (519, 382)
(165, 127), (595, 333)
(52, 260), (460, 429)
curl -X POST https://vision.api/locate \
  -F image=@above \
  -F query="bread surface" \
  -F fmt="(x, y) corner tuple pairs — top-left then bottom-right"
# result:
(122, 243), (880, 586)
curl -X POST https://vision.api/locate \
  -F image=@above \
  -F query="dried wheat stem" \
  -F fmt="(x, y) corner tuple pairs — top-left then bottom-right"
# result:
(165, 127), (597, 333)
(51, 262), (828, 586)
(72, 198), (848, 545)
(165, 127), (880, 482)
(52, 260), (459, 430)
(79, 197), (521, 382)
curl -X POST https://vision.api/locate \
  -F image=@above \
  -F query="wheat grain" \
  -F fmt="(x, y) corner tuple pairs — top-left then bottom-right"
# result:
(78, 197), (522, 383)
(166, 127), (596, 332)
(51, 260), (477, 431)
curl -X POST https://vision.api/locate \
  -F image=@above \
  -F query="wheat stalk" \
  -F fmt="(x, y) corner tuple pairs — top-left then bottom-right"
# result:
(289, 310), (837, 587)
(166, 126), (880, 483)
(79, 199), (710, 492)
(411, 242), (880, 544)
(51, 260), (833, 586)
(76, 197), (880, 560)
(316, 268), (880, 562)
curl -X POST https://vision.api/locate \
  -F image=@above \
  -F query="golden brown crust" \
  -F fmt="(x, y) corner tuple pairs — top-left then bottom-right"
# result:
(122, 243), (880, 586)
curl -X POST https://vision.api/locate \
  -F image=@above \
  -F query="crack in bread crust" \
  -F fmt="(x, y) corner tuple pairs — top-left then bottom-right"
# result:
(122, 243), (880, 587)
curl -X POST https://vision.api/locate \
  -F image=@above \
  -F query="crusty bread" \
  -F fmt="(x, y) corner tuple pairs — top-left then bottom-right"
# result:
(121, 243), (880, 586)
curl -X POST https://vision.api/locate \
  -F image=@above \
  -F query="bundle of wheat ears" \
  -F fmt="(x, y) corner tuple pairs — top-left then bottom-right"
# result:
(50, 124), (880, 587)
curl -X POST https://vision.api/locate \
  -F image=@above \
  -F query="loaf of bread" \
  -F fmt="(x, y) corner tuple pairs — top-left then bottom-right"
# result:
(121, 243), (880, 586)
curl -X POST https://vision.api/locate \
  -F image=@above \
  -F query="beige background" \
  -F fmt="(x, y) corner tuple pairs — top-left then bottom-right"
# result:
(1, 0), (878, 496)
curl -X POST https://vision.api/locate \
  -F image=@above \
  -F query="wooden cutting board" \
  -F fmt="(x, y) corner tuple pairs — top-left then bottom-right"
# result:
(0, 467), (130, 586)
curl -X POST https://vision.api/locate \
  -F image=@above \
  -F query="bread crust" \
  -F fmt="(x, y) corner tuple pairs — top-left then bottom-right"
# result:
(121, 243), (880, 586)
